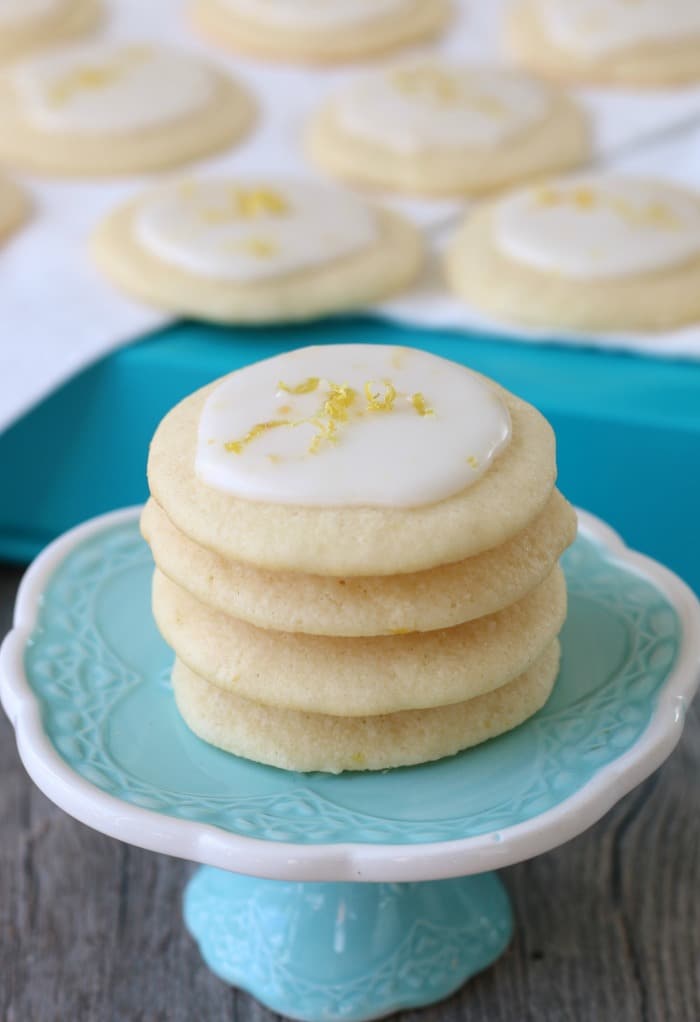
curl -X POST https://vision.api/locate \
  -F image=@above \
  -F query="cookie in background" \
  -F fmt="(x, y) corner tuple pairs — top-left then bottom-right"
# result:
(0, 0), (100, 63)
(308, 61), (589, 197)
(0, 41), (254, 175)
(507, 0), (700, 87)
(92, 177), (423, 322)
(189, 0), (450, 65)
(445, 176), (700, 332)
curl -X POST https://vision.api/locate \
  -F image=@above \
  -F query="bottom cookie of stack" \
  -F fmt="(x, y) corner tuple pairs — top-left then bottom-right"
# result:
(172, 640), (561, 774)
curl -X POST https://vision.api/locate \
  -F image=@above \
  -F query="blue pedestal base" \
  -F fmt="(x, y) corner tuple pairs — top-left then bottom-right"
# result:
(183, 868), (513, 1021)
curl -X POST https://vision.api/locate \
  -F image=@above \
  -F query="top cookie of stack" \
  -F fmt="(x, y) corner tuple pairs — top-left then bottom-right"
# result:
(143, 345), (576, 773)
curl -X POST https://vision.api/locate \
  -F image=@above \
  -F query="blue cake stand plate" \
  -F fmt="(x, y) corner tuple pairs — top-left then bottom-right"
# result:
(2, 508), (699, 1021)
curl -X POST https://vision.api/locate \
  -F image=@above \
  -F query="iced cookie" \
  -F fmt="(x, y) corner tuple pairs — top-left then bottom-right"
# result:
(93, 178), (422, 322)
(153, 565), (566, 715)
(142, 490), (576, 636)
(507, 0), (700, 87)
(189, 0), (450, 65)
(309, 62), (589, 197)
(0, 42), (254, 175)
(172, 641), (561, 774)
(143, 344), (574, 772)
(0, 0), (99, 63)
(446, 176), (700, 332)
(147, 345), (556, 575)
(0, 174), (29, 241)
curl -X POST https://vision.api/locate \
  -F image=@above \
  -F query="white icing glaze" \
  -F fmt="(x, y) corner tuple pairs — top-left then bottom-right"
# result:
(220, 0), (407, 30)
(0, 0), (58, 25)
(135, 178), (378, 282)
(196, 345), (512, 508)
(11, 43), (216, 134)
(334, 64), (550, 154)
(494, 177), (700, 279)
(537, 0), (700, 58)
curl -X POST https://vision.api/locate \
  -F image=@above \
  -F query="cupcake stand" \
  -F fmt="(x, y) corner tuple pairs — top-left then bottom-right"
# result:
(1, 506), (699, 1022)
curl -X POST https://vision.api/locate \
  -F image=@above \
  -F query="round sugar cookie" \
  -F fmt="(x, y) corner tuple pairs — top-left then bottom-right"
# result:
(142, 490), (576, 636)
(309, 62), (589, 197)
(507, 0), (700, 86)
(189, 0), (450, 65)
(446, 176), (700, 332)
(92, 178), (422, 322)
(147, 346), (557, 576)
(0, 174), (29, 241)
(172, 640), (561, 773)
(0, 0), (99, 64)
(0, 42), (254, 175)
(152, 564), (567, 716)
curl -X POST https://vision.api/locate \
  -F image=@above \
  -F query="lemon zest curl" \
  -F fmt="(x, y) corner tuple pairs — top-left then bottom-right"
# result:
(365, 380), (396, 412)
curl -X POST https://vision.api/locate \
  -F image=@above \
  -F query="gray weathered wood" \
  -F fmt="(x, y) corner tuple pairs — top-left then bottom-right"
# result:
(1, 562), (698, 1022)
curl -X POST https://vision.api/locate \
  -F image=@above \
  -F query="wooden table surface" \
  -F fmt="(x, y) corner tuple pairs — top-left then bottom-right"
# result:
(1, 562), (699, 1022)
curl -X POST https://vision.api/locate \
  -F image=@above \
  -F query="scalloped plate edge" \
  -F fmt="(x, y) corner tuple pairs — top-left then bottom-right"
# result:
(1, 506), (699, 883)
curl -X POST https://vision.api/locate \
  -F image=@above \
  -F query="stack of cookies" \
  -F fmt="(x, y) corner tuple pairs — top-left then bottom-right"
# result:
(142, 344), (576, 773)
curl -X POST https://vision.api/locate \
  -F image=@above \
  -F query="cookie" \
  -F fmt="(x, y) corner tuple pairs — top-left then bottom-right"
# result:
(189, 0), (450, 65)
(143, 344), (572, 772)
(0, 0), (99, 63)
(172, 640), (560, 773)
(507, 0), (700, 87)
(0, 42), (254, 174)
(92, 178), (422, 322)
(0, 174), (29, 241)
(152, 565), (567, 716)
(309, 62), (589, 197)
(146, 345), (556, 576)
(142, 490), (576, 636)
(446, 176), (700, 332)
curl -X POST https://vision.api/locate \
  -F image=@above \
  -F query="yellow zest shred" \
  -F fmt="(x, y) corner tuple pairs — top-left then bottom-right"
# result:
(645, 202), (680, 229)
(46, 46), (149, 106)
(535, 186), (560, 207)
(224, 419), (291, 454)
(201, 187), (290, 225)
(534, 187), (680, 233)
(365, 380), (396, 412)
(322, 383), (356, 422)
(225, 374), (434, 458)
(308, 417), (338, 455)
(234, 187), (289, 218)
(278, 377), (320, 395)
(572, 187), (596, 209)
(48, 65), (121, 105)
(467, 455), (479, 469)
(410, 392), (433, 416)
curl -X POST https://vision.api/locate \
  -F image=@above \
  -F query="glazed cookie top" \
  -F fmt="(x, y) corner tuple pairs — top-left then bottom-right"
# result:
(10, 42), (217, 134)
(134, 179), (379, 282)
(148, 345), (556, 574)
(329, 63), (551, 153)
(217, 0), (408, 30)
(534, 0), (700, 58)
(493, 177), (700, 279)
(196, 345), (511, 506)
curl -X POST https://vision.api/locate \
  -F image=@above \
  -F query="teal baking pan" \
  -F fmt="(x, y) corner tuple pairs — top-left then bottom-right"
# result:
(1, 317), (698, 593)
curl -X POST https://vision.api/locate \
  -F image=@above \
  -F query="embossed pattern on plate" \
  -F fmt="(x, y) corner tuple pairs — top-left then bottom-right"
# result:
(22, 518), (681, 845)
